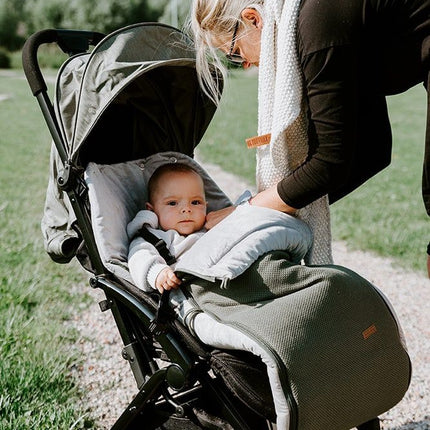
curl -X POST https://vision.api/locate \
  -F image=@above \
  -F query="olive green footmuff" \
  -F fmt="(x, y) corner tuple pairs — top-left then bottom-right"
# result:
(187, 251), (411, 430)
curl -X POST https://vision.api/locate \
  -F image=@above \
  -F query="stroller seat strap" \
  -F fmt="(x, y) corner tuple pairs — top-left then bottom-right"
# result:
(134, 226), (177, 266)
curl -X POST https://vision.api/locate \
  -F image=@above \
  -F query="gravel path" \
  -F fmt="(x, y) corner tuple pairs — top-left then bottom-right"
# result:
(69, 160), (430, 429)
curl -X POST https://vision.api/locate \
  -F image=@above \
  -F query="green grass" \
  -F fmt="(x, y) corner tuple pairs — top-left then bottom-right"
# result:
(331, 85), (427, 271)
(197, 70), (259, 184)
(198, 70), (428, 273)
(0, 71), (94, 429)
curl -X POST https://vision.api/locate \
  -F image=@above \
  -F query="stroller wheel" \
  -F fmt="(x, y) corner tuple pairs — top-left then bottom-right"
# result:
(157, 417), (205, 430)
(191, 407), (234, 430)
(156, 408), (233, 430)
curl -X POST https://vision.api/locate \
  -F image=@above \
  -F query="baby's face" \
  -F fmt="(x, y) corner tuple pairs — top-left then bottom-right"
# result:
(147, 171), (207, 236)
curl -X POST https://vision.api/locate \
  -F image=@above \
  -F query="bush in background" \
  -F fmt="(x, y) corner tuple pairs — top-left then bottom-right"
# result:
(0, 0), (167, 53)
(0, 0), (26, 52)
(1, 0), (193, 70)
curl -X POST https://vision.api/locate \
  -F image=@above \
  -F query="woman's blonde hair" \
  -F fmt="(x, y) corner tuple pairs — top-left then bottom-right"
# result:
(187, 0), (264, 105)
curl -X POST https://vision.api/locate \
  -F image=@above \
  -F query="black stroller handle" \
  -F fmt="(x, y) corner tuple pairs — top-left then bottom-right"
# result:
(22, 29), (105, 96)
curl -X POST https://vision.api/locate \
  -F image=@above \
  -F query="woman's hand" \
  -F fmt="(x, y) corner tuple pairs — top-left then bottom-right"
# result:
(249, 185), (298, 215)
(205, 206), (236, 230)
(205, 185), (297, 230)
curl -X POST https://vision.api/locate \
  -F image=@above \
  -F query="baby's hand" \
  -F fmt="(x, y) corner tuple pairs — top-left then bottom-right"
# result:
(155, 267), (182, 294)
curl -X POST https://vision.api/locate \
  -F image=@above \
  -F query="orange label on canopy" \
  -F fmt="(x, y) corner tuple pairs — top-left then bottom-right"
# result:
(362, 324), (377, 340)
(246, 133), (271, 148)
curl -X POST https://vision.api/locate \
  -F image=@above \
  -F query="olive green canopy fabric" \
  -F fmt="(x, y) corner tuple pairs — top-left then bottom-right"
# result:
(54, 22), (220, 165)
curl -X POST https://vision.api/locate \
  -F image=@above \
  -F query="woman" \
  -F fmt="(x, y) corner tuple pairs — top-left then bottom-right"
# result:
(190, 0), (430, 268)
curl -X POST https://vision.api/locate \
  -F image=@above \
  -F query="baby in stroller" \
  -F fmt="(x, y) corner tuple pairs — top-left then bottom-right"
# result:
(127, 162), (208, 293)
(127, 160), (312, 295)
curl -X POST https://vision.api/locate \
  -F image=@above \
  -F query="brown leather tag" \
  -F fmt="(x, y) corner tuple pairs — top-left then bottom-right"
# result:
(246, 133), (271, 148)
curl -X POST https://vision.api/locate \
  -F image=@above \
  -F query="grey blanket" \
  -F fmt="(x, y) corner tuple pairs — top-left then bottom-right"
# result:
(187, 251), (410, 430)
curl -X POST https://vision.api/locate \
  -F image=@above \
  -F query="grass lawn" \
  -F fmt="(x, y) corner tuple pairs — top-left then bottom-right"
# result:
(331, 86), (427, 270)
(0, 71), (93, 429)
(198, 70), (428, 274)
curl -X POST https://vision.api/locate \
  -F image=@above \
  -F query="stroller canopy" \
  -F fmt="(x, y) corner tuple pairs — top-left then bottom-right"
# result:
(54, 23), (221, 166)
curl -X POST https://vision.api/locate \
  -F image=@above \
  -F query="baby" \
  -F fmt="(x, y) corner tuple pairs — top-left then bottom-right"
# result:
(127, 163), (207, 293)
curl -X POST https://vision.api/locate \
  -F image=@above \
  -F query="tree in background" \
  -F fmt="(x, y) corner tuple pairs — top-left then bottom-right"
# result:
(24, 0), (166, 35)
(158, 0), (191, 29)
(0, 0), (167, 51)
(23, 0), (69, 35)
(0, 0), (26, 51)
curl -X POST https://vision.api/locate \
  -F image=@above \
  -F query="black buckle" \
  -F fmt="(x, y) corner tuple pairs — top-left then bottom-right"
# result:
(149, 290), (173, 336)
(153, 239), (176, 266)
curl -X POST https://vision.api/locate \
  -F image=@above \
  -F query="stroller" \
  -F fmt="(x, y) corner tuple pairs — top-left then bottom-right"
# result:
(22, 23), (411, 430)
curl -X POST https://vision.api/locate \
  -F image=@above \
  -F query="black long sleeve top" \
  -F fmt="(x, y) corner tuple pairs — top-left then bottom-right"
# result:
(277, 0), (430, 213)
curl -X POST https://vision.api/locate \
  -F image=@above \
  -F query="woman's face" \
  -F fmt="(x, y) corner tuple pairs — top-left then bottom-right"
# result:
(220, 8), (263, 69)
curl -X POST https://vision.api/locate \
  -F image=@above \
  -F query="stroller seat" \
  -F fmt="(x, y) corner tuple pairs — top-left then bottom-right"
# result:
(85, 151), (313, 428)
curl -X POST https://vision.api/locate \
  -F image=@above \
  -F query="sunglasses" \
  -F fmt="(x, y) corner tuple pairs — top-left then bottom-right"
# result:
(225, 21), (245, 64)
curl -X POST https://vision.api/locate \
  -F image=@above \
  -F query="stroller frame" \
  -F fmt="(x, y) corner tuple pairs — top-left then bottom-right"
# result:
(22, 25), (382, 430)
(22, 27), (275, 430)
